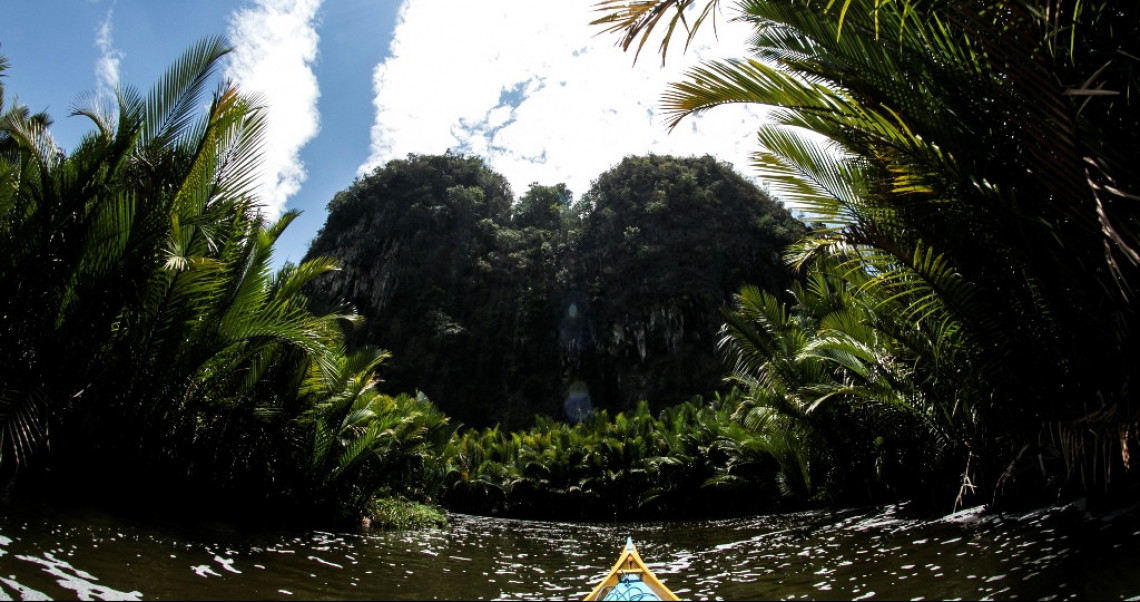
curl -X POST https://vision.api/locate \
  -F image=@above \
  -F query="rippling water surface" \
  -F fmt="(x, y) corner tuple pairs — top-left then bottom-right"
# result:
(1, 500), (1138, 600)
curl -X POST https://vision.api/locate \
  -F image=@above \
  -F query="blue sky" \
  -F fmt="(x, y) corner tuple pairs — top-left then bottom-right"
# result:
(1, 1), (771, 270)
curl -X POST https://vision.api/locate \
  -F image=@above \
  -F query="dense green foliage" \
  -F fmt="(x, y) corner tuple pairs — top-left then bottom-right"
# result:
(440, 391), (792, 519)
(306, 153), (804, 429)
(305, 154), (528, 428)
(0, 38), (328, 492)
(596, 0), (1140, 510)
(364, 496), (449, 530)
(6, 0), (1137, 524)
(0, 37), (812, 526)
(0, 40), (455, 523)
(573, 155), (804, 416)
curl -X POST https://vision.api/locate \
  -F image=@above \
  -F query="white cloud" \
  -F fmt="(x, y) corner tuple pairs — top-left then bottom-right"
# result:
(94, 9), (123, 102)
(226, 0), (323, 218)
(363, 0), (770, 199)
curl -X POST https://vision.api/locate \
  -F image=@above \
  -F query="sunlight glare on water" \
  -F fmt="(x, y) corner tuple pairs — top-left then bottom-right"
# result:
(1, 501), (1138, 600)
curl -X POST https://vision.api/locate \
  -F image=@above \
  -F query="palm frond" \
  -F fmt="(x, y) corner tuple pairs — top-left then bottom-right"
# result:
(0, 386), (46, 470)
(662, 57), (846, 129)
(140, 35), (231, 153)
(591, 0), (723, 65)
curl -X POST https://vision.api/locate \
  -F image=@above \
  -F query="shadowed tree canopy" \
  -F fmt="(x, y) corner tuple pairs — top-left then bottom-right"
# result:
(569, 154), (804, 413)
(305, 153), (516, 426)
(305, 153), (803, 429)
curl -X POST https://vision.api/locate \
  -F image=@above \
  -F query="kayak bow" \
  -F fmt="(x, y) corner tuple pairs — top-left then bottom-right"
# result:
(583, 537), (680, 601)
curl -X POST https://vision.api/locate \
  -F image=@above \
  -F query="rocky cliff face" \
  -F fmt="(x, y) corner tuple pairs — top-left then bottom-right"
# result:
(305, 153), (805, 429)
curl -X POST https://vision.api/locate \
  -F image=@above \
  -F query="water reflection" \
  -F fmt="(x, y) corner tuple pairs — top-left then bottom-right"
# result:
(1, 501), (1138, 600)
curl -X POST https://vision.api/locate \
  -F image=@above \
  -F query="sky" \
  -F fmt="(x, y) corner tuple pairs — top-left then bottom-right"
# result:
(1, 0), (772, 270)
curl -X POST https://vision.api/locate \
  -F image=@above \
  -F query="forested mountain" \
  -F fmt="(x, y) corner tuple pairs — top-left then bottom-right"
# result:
(305, 153), (804, 429)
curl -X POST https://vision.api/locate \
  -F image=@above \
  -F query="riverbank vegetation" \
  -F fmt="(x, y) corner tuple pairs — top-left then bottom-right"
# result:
(0, 40), (450, 524)
(2, 0), (1138, 527)
(594, 0), (1140, 509)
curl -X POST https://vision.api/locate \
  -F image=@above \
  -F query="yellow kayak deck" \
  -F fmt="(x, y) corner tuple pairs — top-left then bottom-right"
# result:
(583, 538), (680, 601)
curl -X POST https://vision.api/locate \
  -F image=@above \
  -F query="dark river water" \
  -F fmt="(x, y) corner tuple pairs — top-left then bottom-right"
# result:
(1, 499), (1138, 600)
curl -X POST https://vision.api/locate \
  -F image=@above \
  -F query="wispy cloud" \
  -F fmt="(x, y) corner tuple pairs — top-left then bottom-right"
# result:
(94, 8), (123, 103)
(363, 0), (769, 199)
(225, 0), (324, 218)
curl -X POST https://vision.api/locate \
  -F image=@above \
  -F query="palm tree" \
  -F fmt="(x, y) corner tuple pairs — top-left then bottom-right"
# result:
(721, 261), (973, 505)
(0, 38), (363, 504)
(301, 348), (455, 516)
(595, 0), (1140, 504)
